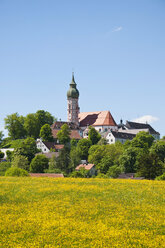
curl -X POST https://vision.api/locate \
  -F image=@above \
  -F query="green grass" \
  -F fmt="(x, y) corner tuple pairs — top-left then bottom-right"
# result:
(0, 177), (165, 247)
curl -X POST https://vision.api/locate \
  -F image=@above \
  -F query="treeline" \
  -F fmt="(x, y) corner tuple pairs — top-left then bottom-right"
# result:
(0, 118), (165, 180)
(3, 110), (55, 140)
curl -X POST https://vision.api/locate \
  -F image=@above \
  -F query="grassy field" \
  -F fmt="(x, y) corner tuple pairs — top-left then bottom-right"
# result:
(0, 177), (165, 248)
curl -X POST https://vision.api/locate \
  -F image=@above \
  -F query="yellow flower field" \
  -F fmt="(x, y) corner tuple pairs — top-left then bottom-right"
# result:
(0, 177), (165, 248)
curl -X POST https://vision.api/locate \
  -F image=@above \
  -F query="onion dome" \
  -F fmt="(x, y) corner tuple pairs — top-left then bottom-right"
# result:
(67, 73), (79, 99)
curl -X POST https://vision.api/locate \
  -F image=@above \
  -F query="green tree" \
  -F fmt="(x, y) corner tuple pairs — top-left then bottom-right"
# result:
(107, 165), (122, 178)
(40, 124), (53, 142)
(131, 131), (154, 149)
(150, 140), (165, 163)
(0, 162), (11, 176)
(119, 146), (141, 173)
(14, 137), (38, 162)
(0, 131), (4, 144)
(5, 167), (29, 177)
(24, 113), (39, 139)
(47, 154), (60, 173)
(35, 110), (54, 135)
(77, 138), (92, 160)
(6, 150), (13, 162)
(69, 148), (81, 170)
(135, 151), (165, 179)
(4, 113), (26, 139)
(30, 154), (49, 173)
(12, 155), (29, 171)
(57, 124), (71, 144)
(0, 151), (4, 159)
(88, 126), (101, 145)
(97, 138), (108, 145)
(56, 146), (71, 173)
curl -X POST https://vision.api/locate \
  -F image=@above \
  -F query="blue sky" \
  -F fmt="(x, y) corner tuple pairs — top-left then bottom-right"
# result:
(0, 0), (165, 136)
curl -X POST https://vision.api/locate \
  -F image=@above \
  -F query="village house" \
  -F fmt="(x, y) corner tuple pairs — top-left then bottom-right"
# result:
(75, 163), (96, 176)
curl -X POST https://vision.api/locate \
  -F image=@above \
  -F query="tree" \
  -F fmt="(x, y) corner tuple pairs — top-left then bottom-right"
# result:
(77, 139), (92, 160)
(35, 110), (54, 135)
(131, 131), (154, 149)
(88, 126), (101, 145)
(56, 146), (71, 173)
(30, 155), (49, 173)
(5, 167), (29, 177)
(97, 138), (108, 145)
(24, 113), (39, 139)
(6, 150), (13, 162)
(150, 140), (165, 163)
(13, 137), (38, 162)
(135, 151), (165, 179)
(0, 131), (4, 144)
(119, 146), (141, 173)
(107, 165), (122, 178)
(0, 162), (11, 176)
(4, 113), (26, 139)
(40, 124), (53, 142)
(47, 154), (59, 173)
(0, 151), (4, 159)
(11, 155), (29, 171)
(57, 124), (71, 144)
(69, 148), (81, 170)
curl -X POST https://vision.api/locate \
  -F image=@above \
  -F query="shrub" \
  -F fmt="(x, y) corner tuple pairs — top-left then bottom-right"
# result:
(0, 162), (11, 176)
(96, 173), (108, 178)
(11, 155), (29, 171)
(30, 154), (49, 173)
(70, 168), (90, 178)
(5, 167), (29, 177)
(107, 165), (122, 178)
(0, 151), (4, 159)
(155, 172), (165, 180)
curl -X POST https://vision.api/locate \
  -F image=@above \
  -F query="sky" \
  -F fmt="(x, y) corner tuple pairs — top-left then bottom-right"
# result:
(0, 0), (165, 137)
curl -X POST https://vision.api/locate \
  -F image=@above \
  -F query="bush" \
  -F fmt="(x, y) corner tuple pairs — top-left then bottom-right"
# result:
(107, 165), (122, 178)
(155, 172), (165, 180)
(96, 173), (108, 178)
(5, 167), (29, 177)
(11, 155), (29, 171)
(70, 168), (90, 178)
(30, 154), (49, 173)
(0, 162), (11, 176)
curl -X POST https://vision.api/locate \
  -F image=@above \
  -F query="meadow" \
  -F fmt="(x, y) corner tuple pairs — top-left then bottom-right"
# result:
(0, 177), (165, 248)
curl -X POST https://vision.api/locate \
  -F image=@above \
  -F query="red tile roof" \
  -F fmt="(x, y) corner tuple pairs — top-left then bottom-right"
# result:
(51, 129), (82, 140)
(30, 173), (64, 178)
(76, 164), (95, 171)
(79, 111), (117, 127)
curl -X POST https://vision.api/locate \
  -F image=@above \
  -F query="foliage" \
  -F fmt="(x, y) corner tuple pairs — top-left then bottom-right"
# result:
(88, 143), (123, 172)
(4, 113), (26, 140)
(0, 131), (4, 144)
(70, 168), (90, 178)
(56, 146), (71, 173)
(6, 150), (13, 162)
(96, 173), (108, 178)
(119, 146), (141, 173)
(30, 154), (49, 173)
(13, 137), (38, 162)
(47, 154), (58, 172)
(11, 155), (29, 171)
(150, 140), (165, 162)
(57, 124), (71, 144)
(70, 138), (77, 148)
(107, 165), (122, 178)
(0, 151), (4, 159)
(39, 124), (53, 142)
(0, 162), (11, 176)
(77, 138), (92, 160)
(155, 172), (165, 180)
(24, 113), (39, 139)
(88, 126), (101, 145)
(5, 167), (29, 177)
(69, 148), (81, 170)
(135, 151), (165, 179)
(97, 138), (108, 145)
(131, 131), (155, 149)
(0, 139), (24, 149)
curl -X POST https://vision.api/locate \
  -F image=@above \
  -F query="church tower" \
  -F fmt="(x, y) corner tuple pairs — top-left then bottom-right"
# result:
(67, 73), (80, 126)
